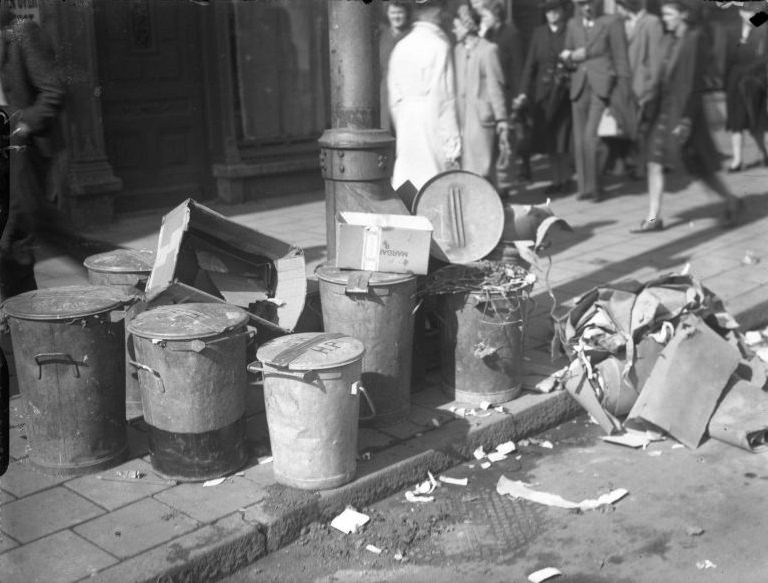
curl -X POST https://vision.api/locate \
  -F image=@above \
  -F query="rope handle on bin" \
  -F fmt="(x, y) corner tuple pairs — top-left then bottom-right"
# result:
(352, 381), (377, 422)
(128, 359), (165, 393)
(33, 353), (80, 379)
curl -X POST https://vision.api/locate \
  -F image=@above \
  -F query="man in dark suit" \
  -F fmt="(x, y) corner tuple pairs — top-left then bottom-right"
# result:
(0, 3), (66, 300)
(561, 0), (631, 201)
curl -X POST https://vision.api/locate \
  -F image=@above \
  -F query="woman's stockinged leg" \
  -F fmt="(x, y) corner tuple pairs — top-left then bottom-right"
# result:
(647, 161), (664, 221)
(729, 131), (743, 169)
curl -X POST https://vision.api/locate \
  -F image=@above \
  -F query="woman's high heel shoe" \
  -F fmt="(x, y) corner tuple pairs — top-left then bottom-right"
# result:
(727, 163), (743, 173)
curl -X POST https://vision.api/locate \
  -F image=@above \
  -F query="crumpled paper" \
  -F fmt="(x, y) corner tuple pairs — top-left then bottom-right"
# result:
(496, 475), (628, 511)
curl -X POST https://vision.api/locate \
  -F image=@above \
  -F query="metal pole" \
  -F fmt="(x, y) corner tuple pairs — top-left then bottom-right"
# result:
(319, 0), (408, 263)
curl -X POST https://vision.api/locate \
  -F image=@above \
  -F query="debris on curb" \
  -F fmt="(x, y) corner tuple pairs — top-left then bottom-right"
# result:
(365, 544), (383, 555)
(438, 475), (468, 486)
(405, 492), (435, 503)
(696, 560), (717, 570)
(497, 475), (628, 511)
(528, 567), (563, 582)
(473, 446), (486, 460)
(686, 526), (705, 537)
(203, 477), (227, 487)
(495, 440), (517, 455)
(330, 507), (370, 534)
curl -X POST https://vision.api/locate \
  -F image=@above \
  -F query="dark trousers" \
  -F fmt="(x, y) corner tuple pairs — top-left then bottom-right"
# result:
(571, 85), (607, 197)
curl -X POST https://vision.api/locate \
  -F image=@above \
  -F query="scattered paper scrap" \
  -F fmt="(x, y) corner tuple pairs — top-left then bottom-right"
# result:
(647, 451), (662, 457)
(757, 347), (768, 364)
(203, 477), (227, 487)
(394, 552), (404, 561)
(473, 446), (486, 460)
(365, 544), (383, 555)
(495, 440), (517, 455)
(528, 567), (563, 583)
(744, 331), (763, 346)
(481, 461), (492, 469)
(439, 476), (468, 486)
(686, 526), (705, 537)
(116, 470), (143, 480)
(486, 452), (508, 463)
(361, 452), (372, 461)
(496, 475), (628, 511)
(480, 400), (492, 410)
(494, 406), (507, 414)
(405, 491), (435, 503)
(412, 471), (438, 495)
(601, 429), (665, 449)
(330, 507), (370, 534)
(258, 456), (273, 464)
(696, 560), (717, 570)
(234, 471), (245, 477)
(672, 444), (685, 449)
(431, 418), (441, 427)
(742, 251), (760, 266)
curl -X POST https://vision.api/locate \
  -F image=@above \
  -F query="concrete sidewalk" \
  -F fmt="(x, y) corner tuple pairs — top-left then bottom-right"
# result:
(2, 129), (768, 582)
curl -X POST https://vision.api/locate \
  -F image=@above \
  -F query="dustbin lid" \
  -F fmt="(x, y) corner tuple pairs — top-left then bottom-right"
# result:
(315, 265), (416, 287)
(128, 303), (249, 340)
(413, 170), (504, 264)
(83, 248), (155, 274)
(256, 332), (364, 371)
(2, 285), (133, 320)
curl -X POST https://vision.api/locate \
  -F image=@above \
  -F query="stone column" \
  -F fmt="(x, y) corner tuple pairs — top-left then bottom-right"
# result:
(44, 0), (123, 227)
(319, 0), (407, 262)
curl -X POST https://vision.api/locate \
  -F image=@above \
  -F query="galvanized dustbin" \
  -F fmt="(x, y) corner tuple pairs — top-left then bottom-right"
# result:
(128, 303), (252, 481)
(316, 267), (416, 426)
(2, 285), (133, 476)
(251, 332), (375, 490)
(84, 248), (155, 420)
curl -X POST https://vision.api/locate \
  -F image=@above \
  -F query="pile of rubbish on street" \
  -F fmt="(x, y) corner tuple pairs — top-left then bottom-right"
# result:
(538, 272), (768, 452)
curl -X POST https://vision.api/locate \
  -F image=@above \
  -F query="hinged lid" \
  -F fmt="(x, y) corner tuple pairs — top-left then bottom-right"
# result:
(315, 266), (415, 288)
(2, 285), (132, 321)
(413, 170), (504, 264)
(83, 248), (155, 274)
(128, 302), (249, 340)
(256, 332), (365, 371)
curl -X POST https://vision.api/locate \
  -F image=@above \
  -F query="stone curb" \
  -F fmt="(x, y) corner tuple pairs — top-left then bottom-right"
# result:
(81, 391), (581, 583)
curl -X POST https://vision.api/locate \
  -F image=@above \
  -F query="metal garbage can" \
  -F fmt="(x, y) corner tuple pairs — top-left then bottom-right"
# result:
(425, 262), (533, 406)
(84, 248), (155, 420)
(316, 267), (416, 425)
(2, 285), (132, 476)
(128, 303), (252, 481)
(252, 332), (374, 490)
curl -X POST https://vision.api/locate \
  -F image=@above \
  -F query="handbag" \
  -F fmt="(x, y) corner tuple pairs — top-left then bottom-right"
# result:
(597, 108), (623, 138)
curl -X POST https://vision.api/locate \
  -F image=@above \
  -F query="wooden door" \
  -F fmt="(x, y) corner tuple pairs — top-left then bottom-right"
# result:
(94, 0), (210, 212)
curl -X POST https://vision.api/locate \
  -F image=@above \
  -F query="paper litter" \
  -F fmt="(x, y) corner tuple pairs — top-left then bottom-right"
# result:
(439, 476), (468, 486)
(495, 440), (517, 455)
(647, 451), (663, 457)
(203, 477), (227, 487)
(696, 560), (717, 570)
(473, 446), (486, 460)
(528, 567), (563, 583)
(405, 492), (435, 503)
(686, 526), (705, 536)
(480, 461), (492, 469)
(330, 507), (370, 534)
(486, 451), (508, 463)
(601, 429), (665, 449)
(480, 400), (492, 410)
(496, 475), (628, 511)
(365, 544), (383, 555)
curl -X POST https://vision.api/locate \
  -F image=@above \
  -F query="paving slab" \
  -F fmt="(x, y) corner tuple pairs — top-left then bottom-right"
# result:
(154, 476), (269, 524)
(64, 458), (174, 511)
(73, 497), (199, 559)
(85, 513), (266, 583)
(0, 531), (18, 553)
(0, 530), (118, 583)
(1, 486), (105, 543)
(0, 460), (70, 498)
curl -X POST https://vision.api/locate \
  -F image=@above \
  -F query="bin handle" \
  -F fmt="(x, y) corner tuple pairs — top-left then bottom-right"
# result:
(128, 359), (165, 393)
(353, 382), (377, 422)
(33, 353), (80, 379)
(246, 362), (318, 383)
(164, 330), (257, 353)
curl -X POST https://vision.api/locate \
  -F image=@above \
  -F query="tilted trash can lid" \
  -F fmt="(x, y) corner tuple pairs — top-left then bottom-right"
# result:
(315, 265), (416, 287)
(128, 303), (249, 340)
(83, 248), (155, 274)
(2, 285), (133, 320)
(412, 170), (504, 264)
(256, 332), (365, 371)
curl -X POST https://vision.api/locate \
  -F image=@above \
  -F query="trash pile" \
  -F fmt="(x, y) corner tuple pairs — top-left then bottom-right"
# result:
(547, 272), (768, 452)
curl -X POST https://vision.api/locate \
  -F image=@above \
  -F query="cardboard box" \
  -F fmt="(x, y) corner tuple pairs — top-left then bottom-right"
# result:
(335, 211), (433, 275)
(145, 199), (306, 336)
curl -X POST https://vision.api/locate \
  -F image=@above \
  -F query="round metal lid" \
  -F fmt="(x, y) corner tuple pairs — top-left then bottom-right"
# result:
(83, 248), (155, 274)
(128, 303), (249, 340)
(413, 171), (504, 264)
(256, 332), (365, 371)
(315, 265), (416, 287)
(2, 285), (133, 321)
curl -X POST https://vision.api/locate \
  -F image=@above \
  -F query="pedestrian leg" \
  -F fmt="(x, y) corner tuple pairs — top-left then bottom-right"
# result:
(729, 131), (743, 171)
(571, 91), (590, 198)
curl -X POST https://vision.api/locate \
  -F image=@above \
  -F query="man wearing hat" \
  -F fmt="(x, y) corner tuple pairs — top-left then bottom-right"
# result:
(388, 0), (461, 192)
(560, 0), (631, 202)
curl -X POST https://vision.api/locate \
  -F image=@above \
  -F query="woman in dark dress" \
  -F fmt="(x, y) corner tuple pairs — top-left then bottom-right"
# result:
(724, 2), (768, 172)
(516, 0), (573, 195)
(631, 0), (742, 233)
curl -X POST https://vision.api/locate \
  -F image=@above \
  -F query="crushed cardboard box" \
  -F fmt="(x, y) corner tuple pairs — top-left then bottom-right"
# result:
(145, 199), (306, 340)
